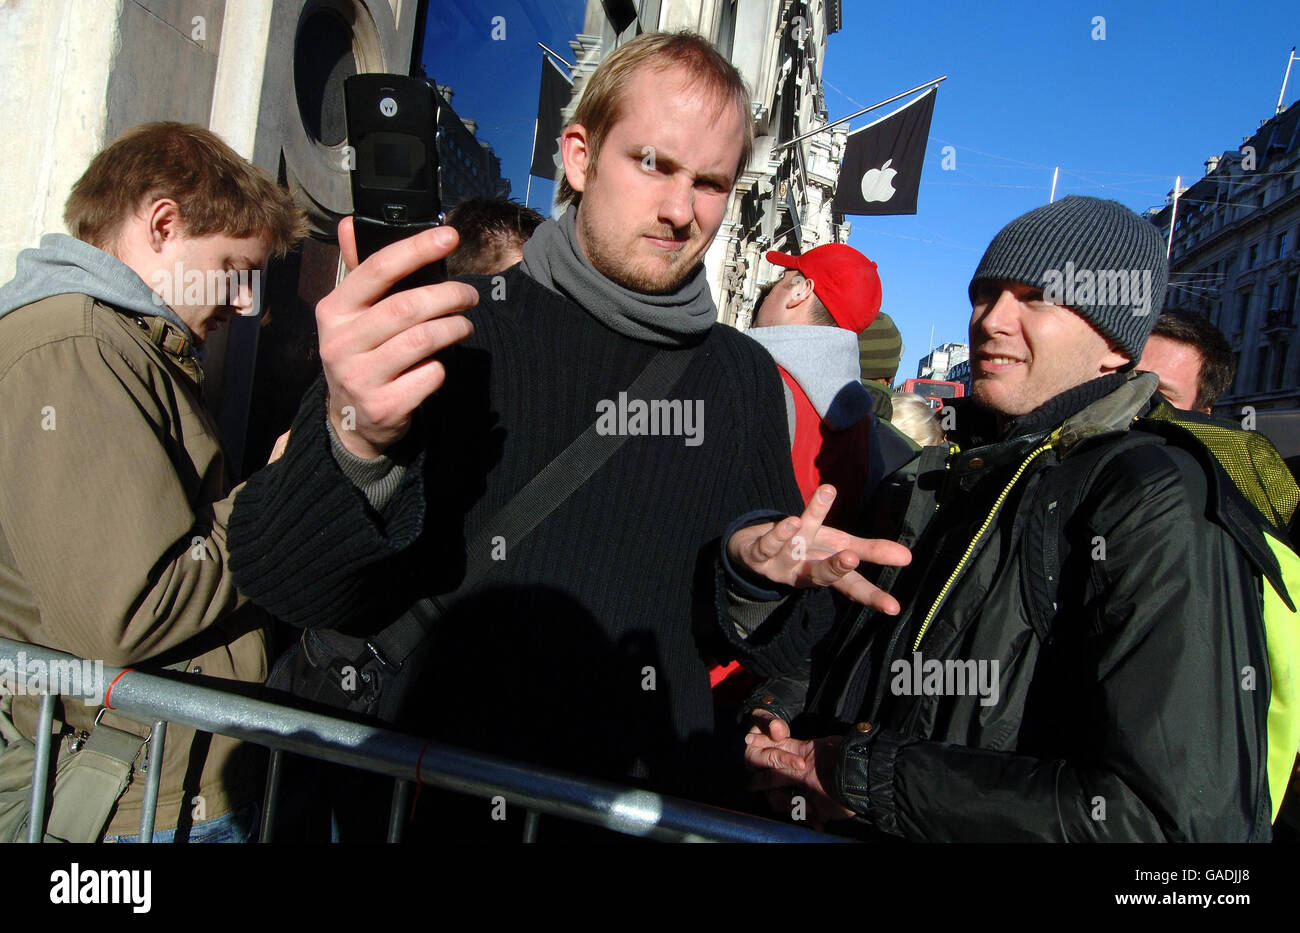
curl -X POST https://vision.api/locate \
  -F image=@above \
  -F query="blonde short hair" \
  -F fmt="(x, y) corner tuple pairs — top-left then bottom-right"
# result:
(890, 393), (946, 447)
(556, 31), (753, 208)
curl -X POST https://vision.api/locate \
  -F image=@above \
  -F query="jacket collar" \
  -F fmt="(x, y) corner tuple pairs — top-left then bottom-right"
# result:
(944, 372), (1161, 479)
(1053, 371), (1160, 454)
(948, 372), (1158, 449)
(130, 313), (204, 390)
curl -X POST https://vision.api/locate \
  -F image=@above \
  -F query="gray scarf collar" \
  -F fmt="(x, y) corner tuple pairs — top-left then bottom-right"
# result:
(0, 234), (196, 347)
(520, 207), (716, 346)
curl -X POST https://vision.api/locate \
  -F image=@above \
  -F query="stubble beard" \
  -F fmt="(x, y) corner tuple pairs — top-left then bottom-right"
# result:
(579, 210), (698, 295)
(972, 377), (1026, 418)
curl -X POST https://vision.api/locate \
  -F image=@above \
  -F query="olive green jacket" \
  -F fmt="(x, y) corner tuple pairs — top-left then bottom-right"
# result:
(0, 293), (267, 838)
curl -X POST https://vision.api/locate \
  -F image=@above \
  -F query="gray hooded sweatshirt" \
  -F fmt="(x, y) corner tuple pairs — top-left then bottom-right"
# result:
(0, 233), (195, 344)
(745, 324), (875, 437)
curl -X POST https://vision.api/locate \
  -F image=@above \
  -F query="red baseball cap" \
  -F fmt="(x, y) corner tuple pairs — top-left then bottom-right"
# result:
(765, 244), (882, 333)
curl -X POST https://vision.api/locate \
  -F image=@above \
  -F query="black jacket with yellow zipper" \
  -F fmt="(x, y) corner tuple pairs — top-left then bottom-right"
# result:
(729, 371), (1276, 841)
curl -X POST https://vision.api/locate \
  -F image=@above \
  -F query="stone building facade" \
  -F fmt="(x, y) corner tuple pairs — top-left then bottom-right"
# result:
(1150, 99), (1300, 416)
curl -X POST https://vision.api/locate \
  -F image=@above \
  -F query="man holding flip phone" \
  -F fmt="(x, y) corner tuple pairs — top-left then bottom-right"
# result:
(228, 31), (903, 836)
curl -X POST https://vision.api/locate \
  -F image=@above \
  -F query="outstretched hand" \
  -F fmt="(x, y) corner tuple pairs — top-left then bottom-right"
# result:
(726, 485), (911, 613)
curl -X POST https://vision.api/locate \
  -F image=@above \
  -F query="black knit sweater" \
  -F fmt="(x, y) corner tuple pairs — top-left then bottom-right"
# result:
(229, 266), (832, 800)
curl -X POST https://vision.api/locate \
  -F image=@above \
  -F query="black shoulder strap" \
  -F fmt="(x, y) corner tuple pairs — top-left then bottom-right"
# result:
(1137, 419), (1295, 610)
(367, 346), (696, 670)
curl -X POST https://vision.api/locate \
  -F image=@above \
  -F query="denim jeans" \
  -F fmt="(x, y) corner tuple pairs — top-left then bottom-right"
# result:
(102, 800), (260, 843)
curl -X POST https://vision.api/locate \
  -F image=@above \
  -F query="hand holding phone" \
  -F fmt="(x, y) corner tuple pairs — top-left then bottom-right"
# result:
(314, 74), (476, 460)
(318, 219), (477, 460)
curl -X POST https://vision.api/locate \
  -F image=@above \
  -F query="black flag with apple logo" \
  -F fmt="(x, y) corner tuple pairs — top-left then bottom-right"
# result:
(831, 88), (936, 216)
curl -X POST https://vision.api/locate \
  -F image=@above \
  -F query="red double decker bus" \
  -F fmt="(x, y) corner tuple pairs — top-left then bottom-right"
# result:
(901, 378), (965, 409)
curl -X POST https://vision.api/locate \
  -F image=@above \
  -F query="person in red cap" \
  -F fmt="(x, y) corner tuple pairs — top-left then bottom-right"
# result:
(748, 243), (902, 530)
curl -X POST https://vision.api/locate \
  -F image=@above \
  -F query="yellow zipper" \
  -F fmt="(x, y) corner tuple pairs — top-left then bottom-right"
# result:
(910, 437), (1057, 652)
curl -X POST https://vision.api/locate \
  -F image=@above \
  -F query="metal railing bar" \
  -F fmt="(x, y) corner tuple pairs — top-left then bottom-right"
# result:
(138, 720), (167, 842)
(26, 692), (57, 843)
(522, 809), (540, 843)
(387, 779), (411, 843)
(260, 748), (284, 843)
(1, 638), (842, 844)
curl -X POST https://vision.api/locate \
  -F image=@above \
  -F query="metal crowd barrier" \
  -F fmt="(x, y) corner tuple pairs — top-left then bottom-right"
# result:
(0, 638), (840, 844)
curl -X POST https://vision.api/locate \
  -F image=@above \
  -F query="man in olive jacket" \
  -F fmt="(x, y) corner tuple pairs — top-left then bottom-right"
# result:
(0, 122), (304, 841)
(725, 196), (1277, 841)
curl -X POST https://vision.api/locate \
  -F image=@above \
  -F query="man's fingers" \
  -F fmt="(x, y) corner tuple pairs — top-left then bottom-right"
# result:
(347, 279), (479, 355)
(744, 744), (807, 776)
(745, 711), (791, 742)
(796, 485), (837, 545)
(847, 536), (912, 568)
(338, 216), (359, 271)
(829, 570), (902, 615)
(804, 548), (860, 587)
(812, 523), (912, 569)
(338, 224), (463, 308)
(322, 280), (479, 381)
(372, 356), (451, 419)
(357, 306), (476, 386)
(749, 516), (801, 564)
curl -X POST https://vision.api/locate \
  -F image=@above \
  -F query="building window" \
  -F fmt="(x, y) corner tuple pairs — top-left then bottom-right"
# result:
(1248, 243), (1259, 267)
(716, 0), (737, 59)
(1236, 290), (1251, 333)
(1256, 345), (1270, 392)
(294, 9), (356, 147)
(1279, 231), (1289, 259)
(1269, 282), (1281, 310)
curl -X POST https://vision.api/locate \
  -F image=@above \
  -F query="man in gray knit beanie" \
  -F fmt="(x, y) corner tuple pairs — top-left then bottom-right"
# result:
(965, 195), (1168, 417)
(734, 194), (1273, 841)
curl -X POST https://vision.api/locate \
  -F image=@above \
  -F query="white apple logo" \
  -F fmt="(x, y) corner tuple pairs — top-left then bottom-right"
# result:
(860, 159), (898, 203)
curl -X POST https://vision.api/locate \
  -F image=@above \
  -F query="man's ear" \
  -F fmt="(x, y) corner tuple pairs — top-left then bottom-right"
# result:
(791, 275), (814, 307)
(560, 124), (592, 195)
(1099, 343), (1130, 374)
(145, 199), (184, 254)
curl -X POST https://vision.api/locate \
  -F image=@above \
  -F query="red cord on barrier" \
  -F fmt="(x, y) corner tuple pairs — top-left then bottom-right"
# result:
(103, 668), (134, 709)
(411, 737), (435, 821)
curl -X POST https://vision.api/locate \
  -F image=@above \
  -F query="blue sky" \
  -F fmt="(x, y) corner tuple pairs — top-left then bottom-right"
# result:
(424, 0), (1300, 379)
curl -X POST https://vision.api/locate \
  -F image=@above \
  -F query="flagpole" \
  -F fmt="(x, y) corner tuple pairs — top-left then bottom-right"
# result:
(773, 76), (948, 151)
(1278, 46), (1298, 116)
(1166, 175), (1182, 259)
(537, 41), (574, 70)
(1049, 166), (1059, 203)
(525, 113), (540, 207)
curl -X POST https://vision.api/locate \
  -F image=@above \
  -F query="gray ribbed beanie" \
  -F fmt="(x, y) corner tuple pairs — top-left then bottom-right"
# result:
(968, 196), (1168, 365)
